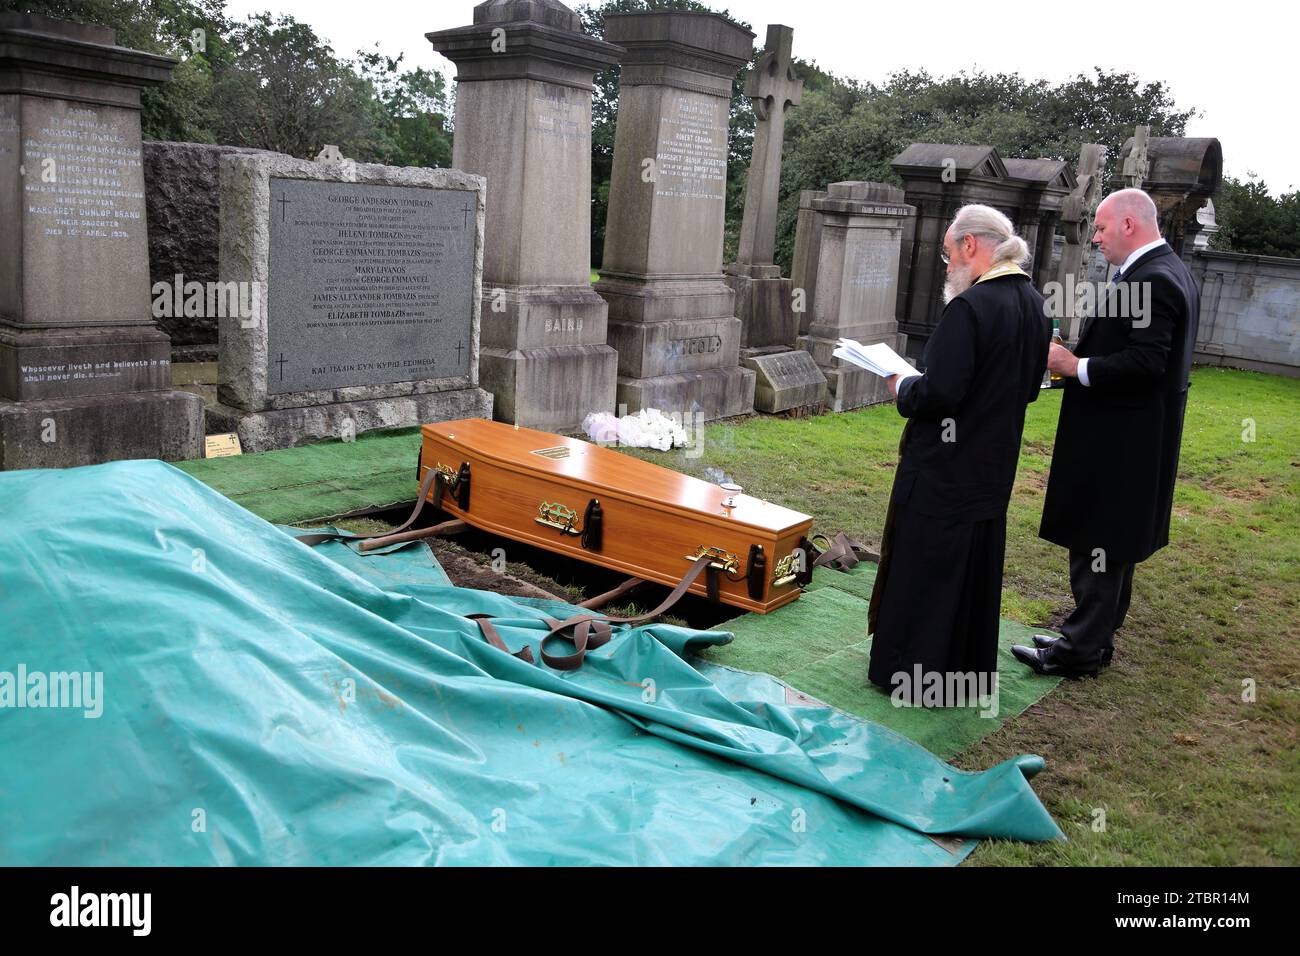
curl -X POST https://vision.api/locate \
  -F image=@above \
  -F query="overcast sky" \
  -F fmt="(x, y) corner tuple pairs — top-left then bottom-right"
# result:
(223, 0), (1297, 194)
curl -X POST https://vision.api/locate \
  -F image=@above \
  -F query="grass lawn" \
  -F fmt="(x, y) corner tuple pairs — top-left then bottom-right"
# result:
(620, 366), (1300, 865)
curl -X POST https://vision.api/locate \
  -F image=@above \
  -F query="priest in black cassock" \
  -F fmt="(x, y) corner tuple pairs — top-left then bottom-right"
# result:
(868, 204), (1050, 705)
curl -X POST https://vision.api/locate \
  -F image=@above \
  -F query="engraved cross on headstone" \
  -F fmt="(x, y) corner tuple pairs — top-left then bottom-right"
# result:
(734, 24), (803, 269)
(276, 193), (292, 223)
(461, 199), (473, 229)
(275, 352), (289, 381)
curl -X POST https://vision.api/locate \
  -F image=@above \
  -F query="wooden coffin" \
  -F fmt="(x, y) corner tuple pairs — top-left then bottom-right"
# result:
(419, 419), (813, 614)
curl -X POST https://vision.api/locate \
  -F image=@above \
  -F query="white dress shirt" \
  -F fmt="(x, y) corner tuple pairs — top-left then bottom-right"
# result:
(1077, 238), (1167, 386)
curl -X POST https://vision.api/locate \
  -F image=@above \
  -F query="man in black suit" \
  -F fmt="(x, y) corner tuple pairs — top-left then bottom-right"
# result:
(868, 204), (1051, 705)
(1016, 188), (1201, 678)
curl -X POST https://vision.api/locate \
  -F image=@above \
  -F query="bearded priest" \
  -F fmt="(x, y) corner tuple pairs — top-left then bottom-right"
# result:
(867, 204), (1051, 706)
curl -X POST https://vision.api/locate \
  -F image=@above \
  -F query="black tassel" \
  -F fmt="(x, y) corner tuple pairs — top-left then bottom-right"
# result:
(747, 544), (766, 599)
(456, 462), (471, 510)
(581, 499), (603, 551)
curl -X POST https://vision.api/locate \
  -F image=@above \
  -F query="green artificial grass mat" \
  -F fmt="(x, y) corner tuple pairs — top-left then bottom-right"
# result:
(175, 427), (423, 524)
(699, 560), (1060, 760)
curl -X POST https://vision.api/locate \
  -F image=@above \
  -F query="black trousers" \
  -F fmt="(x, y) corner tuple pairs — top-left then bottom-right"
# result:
(1047, 550), (1135, 670)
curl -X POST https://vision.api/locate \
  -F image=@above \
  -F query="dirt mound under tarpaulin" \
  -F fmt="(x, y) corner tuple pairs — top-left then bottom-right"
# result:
(0, 460), (1063, 865)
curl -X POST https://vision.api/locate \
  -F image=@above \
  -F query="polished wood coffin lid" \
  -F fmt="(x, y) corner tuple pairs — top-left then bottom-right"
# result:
(421, 418), (810, 534)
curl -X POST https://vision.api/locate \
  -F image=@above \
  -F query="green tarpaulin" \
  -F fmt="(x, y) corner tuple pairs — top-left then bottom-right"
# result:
(0, 461), (1062, 864)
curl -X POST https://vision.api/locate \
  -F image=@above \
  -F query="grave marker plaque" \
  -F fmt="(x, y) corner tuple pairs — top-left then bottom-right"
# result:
(265, 179), (475, 394)
(210, 154), (492, 452)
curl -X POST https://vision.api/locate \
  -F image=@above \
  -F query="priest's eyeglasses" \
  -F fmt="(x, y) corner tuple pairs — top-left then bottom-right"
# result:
(941, 231), (1001, 265)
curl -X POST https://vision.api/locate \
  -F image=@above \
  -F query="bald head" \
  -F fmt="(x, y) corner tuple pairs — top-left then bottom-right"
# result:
(1092, 188), (1162, 266)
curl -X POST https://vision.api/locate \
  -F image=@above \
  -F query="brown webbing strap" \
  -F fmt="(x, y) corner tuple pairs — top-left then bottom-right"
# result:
(465, 614), (535, 665)
(294, 468), (439, 549)
(471, 555), (717, 671)
(809, 531), (880, 572)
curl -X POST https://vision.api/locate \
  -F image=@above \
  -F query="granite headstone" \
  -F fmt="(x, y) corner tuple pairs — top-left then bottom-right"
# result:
(428, 0), (622, 432)
(0, 13), (204, 469)
(595, 11), (757, 421)
(209, 153), (492, 452)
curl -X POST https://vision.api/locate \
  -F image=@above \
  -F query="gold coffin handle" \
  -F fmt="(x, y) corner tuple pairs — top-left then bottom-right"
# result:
(536, 500), (583, 536)
(683, 545), (740, 575)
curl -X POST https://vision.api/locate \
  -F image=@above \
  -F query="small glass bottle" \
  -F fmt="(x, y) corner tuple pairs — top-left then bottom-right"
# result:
(1042, 318), (1065, 389)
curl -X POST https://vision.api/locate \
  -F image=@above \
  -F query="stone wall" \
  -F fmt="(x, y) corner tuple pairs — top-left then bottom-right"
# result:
(1048, 238), (1299, 377)
(1187, 251), (1300, 377)
(144, 141), (274, 357)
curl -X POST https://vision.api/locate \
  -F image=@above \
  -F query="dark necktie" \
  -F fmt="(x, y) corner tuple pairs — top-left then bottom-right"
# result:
(1111, 268), (1123, 283)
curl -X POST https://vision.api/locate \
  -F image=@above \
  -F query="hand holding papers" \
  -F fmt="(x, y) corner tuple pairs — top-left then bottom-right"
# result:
(832, 338), (921, 379)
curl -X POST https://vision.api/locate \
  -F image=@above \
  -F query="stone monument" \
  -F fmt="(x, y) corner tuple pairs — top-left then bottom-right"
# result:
(798, 182), (914, 411)
(1053, 143), (1107, 341)
(789, 188), (827, 336)
(724, 23), (800, 353)
(208, 153), (493, 451)
(428, 0), (622, 432)
(721, 24), (825, 413)
(890, 143), (1075, 358)
(0, 14), (204, 469)
(594, 10), (757, 421)
(1109, 132), (1223, 255)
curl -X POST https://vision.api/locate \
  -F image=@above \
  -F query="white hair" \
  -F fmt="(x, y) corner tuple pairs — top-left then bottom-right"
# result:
(949, 204), (1030, 267)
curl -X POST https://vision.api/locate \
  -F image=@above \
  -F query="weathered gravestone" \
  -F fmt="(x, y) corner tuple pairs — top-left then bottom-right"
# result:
(790, 188), (827, 335)
(595, 11), (757, 421)
(428, 0), (621, 432)
(723, 24), (825, 413)
(0, 14), (204, 469)
(208, 154), (492, 451)
(724, 24), (800, 351)
(798, 182), (914, 411)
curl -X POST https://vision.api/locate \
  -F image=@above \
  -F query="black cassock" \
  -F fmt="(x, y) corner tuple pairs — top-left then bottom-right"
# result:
(868, 269), (1049, 701)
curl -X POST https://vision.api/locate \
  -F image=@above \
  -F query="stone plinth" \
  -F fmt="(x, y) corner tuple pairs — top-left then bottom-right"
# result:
(428, 0), (621, 432)
(594, 11), (756, 421)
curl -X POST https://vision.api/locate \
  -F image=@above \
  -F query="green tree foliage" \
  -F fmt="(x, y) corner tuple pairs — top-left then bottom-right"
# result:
(0, 0), (453, 167)
(774, 67), (1198, 272)
(209, 13), (376, 158)
(0, 0), (233, 142)
(354, 50), (454, 170)
(1212, 175), (1300, 258)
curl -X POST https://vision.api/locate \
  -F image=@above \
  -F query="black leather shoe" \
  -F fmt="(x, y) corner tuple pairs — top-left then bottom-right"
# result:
(1011, 644), (1099, 679)
(1031, 634), (1113, 667)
